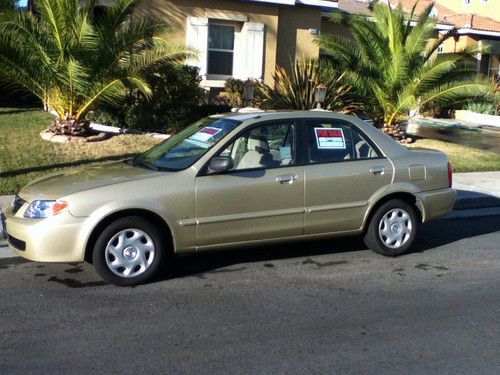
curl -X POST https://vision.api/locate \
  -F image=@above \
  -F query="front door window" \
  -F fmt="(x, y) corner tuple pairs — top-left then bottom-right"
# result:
(219, 121), (296, 171)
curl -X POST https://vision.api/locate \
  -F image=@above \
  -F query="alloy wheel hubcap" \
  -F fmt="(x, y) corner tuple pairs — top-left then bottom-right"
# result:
(105, 229), (155, 278)
(378, 208), (412, 249)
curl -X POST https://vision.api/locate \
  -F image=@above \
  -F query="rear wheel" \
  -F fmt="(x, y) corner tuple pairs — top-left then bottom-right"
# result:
(364, 199), (418, 256)
(92, 216), (166, 286)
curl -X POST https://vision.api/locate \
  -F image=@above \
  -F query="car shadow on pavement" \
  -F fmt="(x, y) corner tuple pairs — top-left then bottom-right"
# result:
(154, 214), (500, 283)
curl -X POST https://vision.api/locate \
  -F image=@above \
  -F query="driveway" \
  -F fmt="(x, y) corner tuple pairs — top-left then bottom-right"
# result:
(0, 213), (499, 374)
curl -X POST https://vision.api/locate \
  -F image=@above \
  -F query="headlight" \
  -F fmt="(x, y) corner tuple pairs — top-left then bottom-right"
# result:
(24, 200), (68, 218)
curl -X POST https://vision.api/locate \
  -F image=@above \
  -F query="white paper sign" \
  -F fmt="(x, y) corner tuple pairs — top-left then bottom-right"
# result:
(314, 127), (346, 149)
(279, 146), (292, 160)
(189, 126), (222, 143)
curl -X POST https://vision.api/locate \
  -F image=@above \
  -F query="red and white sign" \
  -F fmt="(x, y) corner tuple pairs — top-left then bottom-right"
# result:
(190, 126), (222, 143)
(314, 127), (346, 149)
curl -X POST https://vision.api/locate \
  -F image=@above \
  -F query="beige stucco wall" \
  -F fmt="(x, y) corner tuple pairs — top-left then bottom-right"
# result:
(276, 6), (322, 70)
(140, 0), (280, 85)
(436, 0), (500, 22)
(441, 34), (479, 53)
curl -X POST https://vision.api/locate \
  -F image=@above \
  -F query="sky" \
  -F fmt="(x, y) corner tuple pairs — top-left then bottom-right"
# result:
(17, 0), (28, 8)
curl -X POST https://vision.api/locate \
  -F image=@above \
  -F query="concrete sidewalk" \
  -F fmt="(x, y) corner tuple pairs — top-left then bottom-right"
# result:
(453, 171), (500, 210)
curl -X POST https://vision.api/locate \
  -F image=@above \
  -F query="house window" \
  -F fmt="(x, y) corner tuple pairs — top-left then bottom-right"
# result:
(437, 45), (444, 54)
(480, 0), (488, 4)
(463, 0), (471, 5)
(207, 24), (235, 77)
(488, 54), (500, 81)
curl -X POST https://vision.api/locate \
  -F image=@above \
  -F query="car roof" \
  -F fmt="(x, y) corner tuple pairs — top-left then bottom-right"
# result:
(211, 110), (363, 123)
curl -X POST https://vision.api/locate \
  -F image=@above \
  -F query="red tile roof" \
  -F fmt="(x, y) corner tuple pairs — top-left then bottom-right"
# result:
(388, 0), (500, 32)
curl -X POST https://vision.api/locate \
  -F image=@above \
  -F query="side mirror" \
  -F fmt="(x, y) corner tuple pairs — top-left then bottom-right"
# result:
(208, 156), (234, 173)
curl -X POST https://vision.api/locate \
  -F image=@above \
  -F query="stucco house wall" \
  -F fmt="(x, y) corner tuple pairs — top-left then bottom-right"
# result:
(139, 0), (280, 88)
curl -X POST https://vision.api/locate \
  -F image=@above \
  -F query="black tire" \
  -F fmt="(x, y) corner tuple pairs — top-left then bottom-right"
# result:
(363, 199), (419, 256)
(92, 216), (167, 286)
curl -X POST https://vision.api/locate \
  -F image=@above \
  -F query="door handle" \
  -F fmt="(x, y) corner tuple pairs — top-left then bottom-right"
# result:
(276, 174), (298, 184)
(370, 166), (387, 176)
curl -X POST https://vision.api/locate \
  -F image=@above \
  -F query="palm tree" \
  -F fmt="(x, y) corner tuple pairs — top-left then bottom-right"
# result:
(0, 0), (190, 135)
(0, 0), (15, 20)
(317, 1), (495, 140)
(257, 59), (359, 112)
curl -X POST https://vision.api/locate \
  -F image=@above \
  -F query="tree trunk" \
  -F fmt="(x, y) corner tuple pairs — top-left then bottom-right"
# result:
(50, 118), (94, 137)
(381, 122), (412, 143)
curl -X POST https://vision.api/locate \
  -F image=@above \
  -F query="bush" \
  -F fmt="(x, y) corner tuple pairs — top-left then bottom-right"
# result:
(221, 78), (244, 107)
(465, 103), (497, 115)
(123, 64), (204, 132)
(256, 59), (359, 112)
(89, 64), (231, 133)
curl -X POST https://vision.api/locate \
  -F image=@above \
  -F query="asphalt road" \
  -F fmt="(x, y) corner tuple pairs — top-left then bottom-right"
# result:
(0, 214), (499, 374)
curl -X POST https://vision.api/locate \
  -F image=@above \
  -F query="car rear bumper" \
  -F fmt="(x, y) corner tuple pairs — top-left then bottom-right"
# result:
(416, 188), (456, 222)
(5, 211), (87, 262)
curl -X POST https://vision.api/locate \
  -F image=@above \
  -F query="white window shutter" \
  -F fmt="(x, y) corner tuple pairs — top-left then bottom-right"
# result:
(232, 28), (247, 80)
(244, 23), (265, 81)
(186, 17), (209, 79)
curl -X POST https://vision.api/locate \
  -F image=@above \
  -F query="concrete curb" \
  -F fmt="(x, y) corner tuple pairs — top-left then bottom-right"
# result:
(454, 190), (500, 211)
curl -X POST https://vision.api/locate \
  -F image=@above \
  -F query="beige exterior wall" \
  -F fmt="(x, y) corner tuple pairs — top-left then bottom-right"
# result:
(436, 0), (500, 22)
(140, 0), (280, 85)
(276, 6), (322, 70)
(440, 34), (479, 53)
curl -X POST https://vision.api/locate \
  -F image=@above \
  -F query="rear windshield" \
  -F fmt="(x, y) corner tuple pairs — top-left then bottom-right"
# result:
(137, 117), (241, 171)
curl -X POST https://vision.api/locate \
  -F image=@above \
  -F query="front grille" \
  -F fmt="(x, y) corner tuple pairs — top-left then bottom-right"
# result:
(11, 196), (26, 215)
(8, 235), (26, 251)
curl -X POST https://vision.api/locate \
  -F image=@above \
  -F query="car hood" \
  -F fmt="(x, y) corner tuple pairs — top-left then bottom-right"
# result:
(19, 161), (161, 201)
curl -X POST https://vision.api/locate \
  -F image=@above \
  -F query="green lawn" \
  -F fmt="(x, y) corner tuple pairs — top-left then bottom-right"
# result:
(1, 107), (499, 195)
(0, 107), (161, 195)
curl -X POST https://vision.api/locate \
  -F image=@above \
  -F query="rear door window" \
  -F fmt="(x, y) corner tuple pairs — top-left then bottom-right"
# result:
(304, 119), (380, 164)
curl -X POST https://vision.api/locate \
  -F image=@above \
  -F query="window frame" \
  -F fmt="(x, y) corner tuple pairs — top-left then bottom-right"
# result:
(207, 23), (236, 79)
(298, 118), (385, 166)
(198, 119), (302, 176)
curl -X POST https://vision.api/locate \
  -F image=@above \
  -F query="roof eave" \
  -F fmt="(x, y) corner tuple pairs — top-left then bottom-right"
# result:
(456, 28), (500, 38)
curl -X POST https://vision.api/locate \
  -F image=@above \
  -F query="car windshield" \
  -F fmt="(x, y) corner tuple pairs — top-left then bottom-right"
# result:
(134, 117), (242, 171)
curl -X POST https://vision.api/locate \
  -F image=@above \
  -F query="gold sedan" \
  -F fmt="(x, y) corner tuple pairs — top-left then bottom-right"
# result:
(3, 111), (456, 285)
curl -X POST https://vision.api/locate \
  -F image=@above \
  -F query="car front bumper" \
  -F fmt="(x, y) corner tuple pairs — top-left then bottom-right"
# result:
(4, 211), (87, 263)
(416, 187), (457, 222)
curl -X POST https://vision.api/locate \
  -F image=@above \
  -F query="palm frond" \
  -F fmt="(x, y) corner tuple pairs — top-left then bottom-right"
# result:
(0, 0), (190, 124)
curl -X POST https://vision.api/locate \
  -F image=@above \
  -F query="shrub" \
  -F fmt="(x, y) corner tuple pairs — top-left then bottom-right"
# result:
(257, 59), (358, 112)
(89, 64), (231, 133)
(222, 78), (244, 107)
(123, 64), (204, 133)
(465, 103), (497, 115)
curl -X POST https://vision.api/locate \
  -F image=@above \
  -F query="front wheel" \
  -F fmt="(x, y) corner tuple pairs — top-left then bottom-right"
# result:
(364, 199), (418, 256)
(92, 216), (166, 286)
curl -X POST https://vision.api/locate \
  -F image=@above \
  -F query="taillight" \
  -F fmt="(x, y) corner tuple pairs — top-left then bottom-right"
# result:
(448, 162), (453, 188)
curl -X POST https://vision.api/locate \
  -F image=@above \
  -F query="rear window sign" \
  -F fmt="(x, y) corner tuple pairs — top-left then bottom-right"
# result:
(189, 127), (223, 143)
(314, 127), (346, 149)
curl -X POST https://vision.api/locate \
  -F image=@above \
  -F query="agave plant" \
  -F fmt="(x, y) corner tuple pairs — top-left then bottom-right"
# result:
(317, 1), (495, 140)
(257, 59), (358, 112)
(0, 0), (191, 135)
